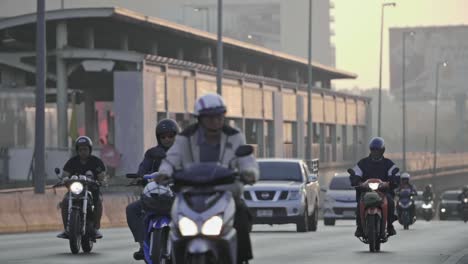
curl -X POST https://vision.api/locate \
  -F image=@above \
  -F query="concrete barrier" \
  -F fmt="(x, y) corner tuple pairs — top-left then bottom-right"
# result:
(0, 192), (27, 233)
(102, 194), (131, 227)
(19, 191), (63, 232)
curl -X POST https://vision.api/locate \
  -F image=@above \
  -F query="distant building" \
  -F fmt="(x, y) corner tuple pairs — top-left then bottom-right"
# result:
(0, 0), (335, 67)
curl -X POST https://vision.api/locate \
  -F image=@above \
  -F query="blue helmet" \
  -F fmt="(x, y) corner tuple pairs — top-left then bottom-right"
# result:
(369, 137), (385, 161)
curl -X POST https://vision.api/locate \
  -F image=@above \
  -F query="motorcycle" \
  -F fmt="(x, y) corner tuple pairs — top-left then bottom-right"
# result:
(460, 196), (468, 223)
(348, 168), (398, 253)
(53, 168), (100, 254)
(126, 173), (174, 264)
(170, 145), (253, 264)
(421, 197), (434, 221)
(397, 188), (416, 230)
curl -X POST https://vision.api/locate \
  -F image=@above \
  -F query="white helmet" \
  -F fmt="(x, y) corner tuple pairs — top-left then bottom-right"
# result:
(142, 182), (173, 198)
(401, 172), (410, 180)
(193, 93), (227, 116)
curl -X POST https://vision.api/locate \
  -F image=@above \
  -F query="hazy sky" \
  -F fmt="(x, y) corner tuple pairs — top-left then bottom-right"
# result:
(332, 0), (468, 90)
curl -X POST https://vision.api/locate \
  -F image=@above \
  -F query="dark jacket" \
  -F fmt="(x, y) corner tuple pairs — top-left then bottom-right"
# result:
(350, 156), (400, 199)
(137, 145), (166, 176)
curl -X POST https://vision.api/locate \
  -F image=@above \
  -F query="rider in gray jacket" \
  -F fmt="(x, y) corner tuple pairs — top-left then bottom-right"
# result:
(158, 93), (258, 263)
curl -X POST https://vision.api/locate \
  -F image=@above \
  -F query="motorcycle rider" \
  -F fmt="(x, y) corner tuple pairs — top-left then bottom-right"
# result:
(57, 136), (107, 239)
(157, 93), (259, 264)
(458, 185), (468, 203)
(422, 184), (434, 202)
(396, 172), (418, 222)
(126, 119), (179, 260)
(349, 137), (400, 238)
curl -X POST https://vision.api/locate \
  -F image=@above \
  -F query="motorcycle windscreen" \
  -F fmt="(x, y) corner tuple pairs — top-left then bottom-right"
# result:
(174, 163), (236, 186)
(183, 192), (223, 213)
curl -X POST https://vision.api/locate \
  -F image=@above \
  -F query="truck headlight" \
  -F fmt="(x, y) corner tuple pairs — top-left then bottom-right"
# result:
(69, 182), (84, 195)
(288, 191), (301, 200)
(201, 216), (223, 236)
(179, 217), (198, 236)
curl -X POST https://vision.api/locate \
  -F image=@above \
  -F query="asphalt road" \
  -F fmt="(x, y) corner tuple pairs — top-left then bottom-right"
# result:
(1, 220), (468, 264)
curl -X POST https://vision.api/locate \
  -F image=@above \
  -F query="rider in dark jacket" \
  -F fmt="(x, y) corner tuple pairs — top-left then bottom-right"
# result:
(349, 137), (400, 238)
(422, 184), (434, 202)
(126, 119), (179, 260)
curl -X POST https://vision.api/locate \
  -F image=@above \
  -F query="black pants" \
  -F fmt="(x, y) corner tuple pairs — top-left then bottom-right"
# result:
(126, 199), (145, 243)
(234, 199), (253, 263)
(61, 189), (103, 230)
(355, 193), (396, 228)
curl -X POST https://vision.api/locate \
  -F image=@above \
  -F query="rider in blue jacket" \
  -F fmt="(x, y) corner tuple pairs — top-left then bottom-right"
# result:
(126, 119), (179, 260)
(349, 137), (400, 238)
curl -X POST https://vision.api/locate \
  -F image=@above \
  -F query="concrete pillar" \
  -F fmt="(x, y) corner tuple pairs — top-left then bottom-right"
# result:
(353, 126), (358, 159)
(319, 124), (325, 162)
(199, 46), (213, 66)
(331, 125), (337, 162)
(84, 27), (94, 49)
(84, 92), (96, 142)
(151, 42), (159, 55)
(296, 95), (305, 159)
(273, 91), (284, 157)
(56, 21), (68, 147)
(177, 48), (184, 60)
(256, 120), (265, 158)
(120, 34), (129, 51)
(342, 125), (348, 161)
(455, 93), (466, 152)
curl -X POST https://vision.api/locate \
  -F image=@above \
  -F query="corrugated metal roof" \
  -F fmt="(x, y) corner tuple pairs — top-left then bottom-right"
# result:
(0, 7), (356, 79)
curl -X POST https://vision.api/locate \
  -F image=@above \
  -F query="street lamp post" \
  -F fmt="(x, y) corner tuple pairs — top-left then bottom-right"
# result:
(34, 0), (46, 194)
(306, 0), (314, 163)
(377, 2), (396, 137)
(216, 0), (223, 95)
(433, 61), (448, 178)
(401, 31), (415, 173)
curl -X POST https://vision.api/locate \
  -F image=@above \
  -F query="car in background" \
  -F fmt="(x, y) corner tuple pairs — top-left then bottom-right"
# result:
(322, 173), (357, 226)
(244, 159), (320, 232)
(439, 190), (461, 220)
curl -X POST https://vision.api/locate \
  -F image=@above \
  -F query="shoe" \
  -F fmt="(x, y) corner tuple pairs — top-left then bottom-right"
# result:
(354, 226), (364, 237)
(94, 229), (103, 239)
(57, 231), (69, 239)
(387, 225), (397, 236)
(133, 247), (144, 260)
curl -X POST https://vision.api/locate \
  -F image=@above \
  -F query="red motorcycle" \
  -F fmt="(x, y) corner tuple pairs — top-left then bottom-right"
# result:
(348, 169), (393, 252)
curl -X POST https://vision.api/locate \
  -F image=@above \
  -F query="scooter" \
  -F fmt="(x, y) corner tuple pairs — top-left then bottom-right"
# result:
(397, 188), (416, 230)
(170, 145), (253, 264)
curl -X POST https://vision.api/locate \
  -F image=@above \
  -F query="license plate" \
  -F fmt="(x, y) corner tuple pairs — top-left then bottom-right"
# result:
(343, 210), (355, 217)
(257, 209), (273, 217)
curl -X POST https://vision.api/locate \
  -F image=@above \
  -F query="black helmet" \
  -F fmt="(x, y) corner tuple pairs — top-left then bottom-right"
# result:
(369, 137), (385, 161)
(425, 184), (432, 191)
(75, 136), (93, 152)
(155, 119), (180, 144)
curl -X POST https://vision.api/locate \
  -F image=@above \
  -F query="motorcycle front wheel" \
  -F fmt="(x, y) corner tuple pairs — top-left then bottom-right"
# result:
(366, 214), (381, 252)
(68, 209), (82, 254)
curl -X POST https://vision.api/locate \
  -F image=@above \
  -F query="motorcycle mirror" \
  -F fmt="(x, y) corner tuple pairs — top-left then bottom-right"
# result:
(235, 145), (254, 157)
(54, 168), (61, 176)
(126, 173), (139, 179)
(347, 168), (356, 176)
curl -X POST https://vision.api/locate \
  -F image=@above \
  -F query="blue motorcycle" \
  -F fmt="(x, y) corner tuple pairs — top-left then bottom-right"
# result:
(397, 188), (416, 230)
(127, 174), (173, 264)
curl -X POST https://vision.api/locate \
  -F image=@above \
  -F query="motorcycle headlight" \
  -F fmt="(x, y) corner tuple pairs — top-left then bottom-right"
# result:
(201, 216), (223, 236)
(464, 198), (468, 203)
(179, 217), (199, 236)
(288, 191), (301, 200)
(369, 183), (380, 191)
(422, 203), (432, 209)
(441, 208), (446, 213)
(69, 182), (84, 195)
